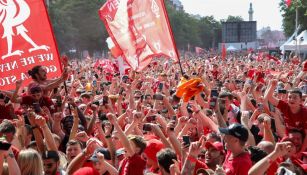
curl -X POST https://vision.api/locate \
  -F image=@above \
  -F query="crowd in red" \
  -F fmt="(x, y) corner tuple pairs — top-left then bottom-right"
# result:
(0, 53), (306, 175)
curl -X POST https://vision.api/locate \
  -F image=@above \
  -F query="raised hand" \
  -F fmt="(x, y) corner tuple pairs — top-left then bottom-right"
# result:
(75, 131), (90, 143)
(35, 115), (47, 126)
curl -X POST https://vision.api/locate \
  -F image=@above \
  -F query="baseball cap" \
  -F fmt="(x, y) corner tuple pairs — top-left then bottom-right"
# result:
(204, 141), (225, 154)
(42, 151), (59, 161)
(219, 123), (249, 142)
(89, 148), (111, 162)
(144, 139), (164, 163)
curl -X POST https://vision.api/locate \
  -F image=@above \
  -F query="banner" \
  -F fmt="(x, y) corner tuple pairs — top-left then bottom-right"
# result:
(0, 0), (62, 90)
(99, 0), (179, 71)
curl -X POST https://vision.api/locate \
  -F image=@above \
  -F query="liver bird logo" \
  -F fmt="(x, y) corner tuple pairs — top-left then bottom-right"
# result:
(0, 0), (50, 60)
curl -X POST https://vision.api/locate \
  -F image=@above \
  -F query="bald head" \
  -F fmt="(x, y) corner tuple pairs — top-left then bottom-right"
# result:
(257, 141), (274, 154)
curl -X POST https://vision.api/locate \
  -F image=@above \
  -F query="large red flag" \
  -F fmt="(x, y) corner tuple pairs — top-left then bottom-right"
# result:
(221, 43), (226, 60)
(0, 0), (62, 90)
(286, 0), (292, 7)
(99, 0), (179, 71)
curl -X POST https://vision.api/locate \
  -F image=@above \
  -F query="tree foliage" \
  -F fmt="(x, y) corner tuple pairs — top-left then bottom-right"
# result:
(48, 0), (239, 55)
(279, 0), (307, 37)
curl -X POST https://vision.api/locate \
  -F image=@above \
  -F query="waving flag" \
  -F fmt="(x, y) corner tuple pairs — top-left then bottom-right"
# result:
(99, 0), (179, 71)
(0, 0), (62, 90)
(286, 0), (292, 7)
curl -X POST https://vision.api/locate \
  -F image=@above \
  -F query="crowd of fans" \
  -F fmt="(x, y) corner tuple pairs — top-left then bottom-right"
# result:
(0, 53), (306, 175)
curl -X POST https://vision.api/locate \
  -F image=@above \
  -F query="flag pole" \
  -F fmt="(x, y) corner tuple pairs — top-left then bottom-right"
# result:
(161, 0), (184, 76)
(295, 5), (298, 56)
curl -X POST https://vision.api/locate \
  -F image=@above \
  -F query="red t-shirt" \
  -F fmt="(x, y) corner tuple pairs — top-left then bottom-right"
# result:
(277, 100), (307, 132)
(21, 96), (55, 114)
(211, 70), (219, 79)
(119, 154), (146, 175)
(223, 151), (252, 175)
(0, 105), (14, 121)
(73, 167), (100, 175)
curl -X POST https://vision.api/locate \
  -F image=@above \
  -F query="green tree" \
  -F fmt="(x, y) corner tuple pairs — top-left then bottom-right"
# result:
(49, 0), (108, 55)
(221, 15), (244, 22)
(279, 0), (307, 37)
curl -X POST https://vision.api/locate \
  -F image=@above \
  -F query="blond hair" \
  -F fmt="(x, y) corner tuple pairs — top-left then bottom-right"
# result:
(17, 149), (43, 175)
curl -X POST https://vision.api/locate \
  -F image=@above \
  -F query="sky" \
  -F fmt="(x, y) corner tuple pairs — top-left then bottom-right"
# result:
(180, 0), (283, 31)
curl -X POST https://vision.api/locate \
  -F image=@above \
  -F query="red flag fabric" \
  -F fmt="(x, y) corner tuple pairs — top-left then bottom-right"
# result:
(286, 0), (292, 7)
(99, 0), (179, 72)
(266, 55), (282, 64)
(0, 0), (62, 90)
(221, 43), (226, 60)
(94, 60), (115, 73)
(195, 47), (204, 55)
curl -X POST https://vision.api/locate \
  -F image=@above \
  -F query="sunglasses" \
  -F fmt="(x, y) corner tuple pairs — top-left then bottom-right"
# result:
(198, 154), (206, 159)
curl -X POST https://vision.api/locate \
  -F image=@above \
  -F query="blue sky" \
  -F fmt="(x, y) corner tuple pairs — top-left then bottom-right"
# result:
(180, 0), (283, 31)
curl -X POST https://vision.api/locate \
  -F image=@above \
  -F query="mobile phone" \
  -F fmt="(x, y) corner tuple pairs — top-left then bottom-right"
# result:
(210, 89), (219, 109)
(0, 141), (11, 150)
(103, 96), (109, 104)
(158, 83), (163, 90)
(235, 80), (242, 84)
(247, 79), (253, 85)
(268, 102), (275, 112)
(56, 96), (62, 107)
(122, 75), (129, 82)
(175, 73), (179, 80)
(210, 89), (219, 98)
(182, 135), (190, 146)
(119, 88), (124, 95)
(33, 103), (41, 113)
(92, 101), (100, 106)
(4, 97), (10, 104)
(258, 103), (264, 111)
(278, 89), (287, 94)
(93, 80), (97, 87)
(153, 94), (163, 101)
(143, 124), (152, 132)
(171, 115), (177, 121)
(146, 115), (156, 122)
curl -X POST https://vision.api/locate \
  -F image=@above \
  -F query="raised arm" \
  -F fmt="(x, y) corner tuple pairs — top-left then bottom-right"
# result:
(263, 79), (279, 107)
(107, 113), (135, 157)
(69, 108), (80, 141)
(248, 142), (293, 175)
(35, 115), (58, 151)
(40, 68), (69, 91)
(10, 80), (23, 103)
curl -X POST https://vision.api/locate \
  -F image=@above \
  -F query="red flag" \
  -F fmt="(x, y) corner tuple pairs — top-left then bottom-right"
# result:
(286, 0), (292, 7)
(221, 43), (226, 60)
(266, 55), (282, 64)
(0, 0), (62, 90)
(99, 0), (179, 71)
(195, 47), (204, 55)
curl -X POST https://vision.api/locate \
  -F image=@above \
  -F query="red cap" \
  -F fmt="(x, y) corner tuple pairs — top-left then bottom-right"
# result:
(204, 142), (224, 154)
(144, 139), (164, 164)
